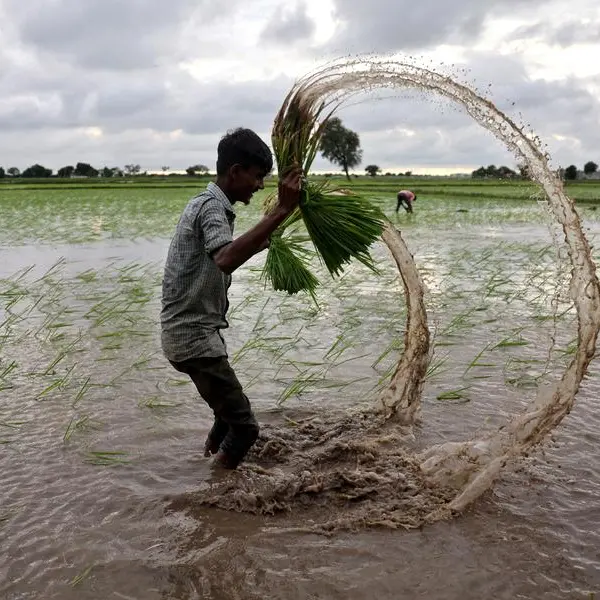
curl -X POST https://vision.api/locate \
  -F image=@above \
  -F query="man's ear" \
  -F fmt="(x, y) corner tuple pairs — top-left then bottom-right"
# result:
(229, 164), (243, 180)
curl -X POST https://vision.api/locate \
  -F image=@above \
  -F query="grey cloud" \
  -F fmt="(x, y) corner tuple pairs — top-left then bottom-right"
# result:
(323, 0), (552, 53)
(511, 20), (600, 47)
(311, 52), (600, 171)
(260, 2), (316, 45)
(4, 0), (231, 70)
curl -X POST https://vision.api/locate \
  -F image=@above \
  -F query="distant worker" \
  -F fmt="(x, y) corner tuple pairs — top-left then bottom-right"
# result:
(396, 189), (417, 213)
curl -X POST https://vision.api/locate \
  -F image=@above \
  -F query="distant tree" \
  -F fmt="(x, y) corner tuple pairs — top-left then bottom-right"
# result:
(21, 163), (52, 178)
(584, 161), (598, 176)
(404, 171), (412, 177)
(123, 164), (141, 176)
(57, 165), (75, 178)
(517, 163), (530, 180)
(74, 162), (98, 177)
(497, 165), (516, 178)
(472, 166), (487, 178)
(101, 167), (116, 178)
(318, 117), (362, 181)
(161, 166), (170, 174)
(113, 168), (124, 177)
(564, 165), (578, 180)
(365, 164), (380, 177)
(0, 167), (5, 179)
(186, 164), (209, 176)
(7, 167), (20, 177)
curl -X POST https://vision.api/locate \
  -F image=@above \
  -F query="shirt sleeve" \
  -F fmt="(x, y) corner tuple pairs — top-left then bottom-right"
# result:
(196, 198), (233, 255)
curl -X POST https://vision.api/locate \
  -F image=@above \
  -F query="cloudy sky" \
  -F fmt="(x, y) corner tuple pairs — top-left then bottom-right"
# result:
(1, 0), (599, 175)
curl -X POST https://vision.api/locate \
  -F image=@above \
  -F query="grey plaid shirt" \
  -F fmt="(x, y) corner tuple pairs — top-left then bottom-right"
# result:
(160, 182), (236, 362)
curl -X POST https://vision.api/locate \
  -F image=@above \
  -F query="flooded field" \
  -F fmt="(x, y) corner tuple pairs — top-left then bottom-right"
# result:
(1, 182), (599, 598)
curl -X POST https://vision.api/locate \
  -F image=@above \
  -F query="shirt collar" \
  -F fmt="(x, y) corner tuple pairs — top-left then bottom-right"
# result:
(207, 182), (235, 217)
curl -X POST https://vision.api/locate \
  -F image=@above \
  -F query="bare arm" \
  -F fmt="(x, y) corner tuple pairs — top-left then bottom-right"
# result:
(212, 167), (302, 274)
(213, 206), (291, 274)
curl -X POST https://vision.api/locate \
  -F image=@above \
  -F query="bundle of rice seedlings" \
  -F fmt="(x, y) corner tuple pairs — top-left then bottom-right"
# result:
(262, 231), (319, 300)
(300, 180), (384, 276)
(263, 79), (385, 295)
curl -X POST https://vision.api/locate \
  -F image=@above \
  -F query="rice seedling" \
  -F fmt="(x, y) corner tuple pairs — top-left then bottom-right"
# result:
(261, 230), (320, 299)
(138, 396), (182, 410)
(261, 77), (386, 295)
(68, 564), (94, 587)
(436, 387), (471, 403)
(424, 353), (450, 381)
(85, 450), (130, 466)
(463, 344), (496, 376)
(63, 415), (102, 442)
(72, 377), (92, 407)
(0, 420), (26, 429)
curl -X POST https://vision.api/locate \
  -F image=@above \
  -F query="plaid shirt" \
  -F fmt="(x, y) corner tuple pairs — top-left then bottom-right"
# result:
(160, 182), (236, 362)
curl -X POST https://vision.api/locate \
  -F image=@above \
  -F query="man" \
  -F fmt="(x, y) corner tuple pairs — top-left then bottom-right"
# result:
(160, 127), (302, 469)
(396, 189), (417, 213)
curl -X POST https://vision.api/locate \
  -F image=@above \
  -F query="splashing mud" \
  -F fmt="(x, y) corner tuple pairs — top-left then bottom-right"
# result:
(176, 57), (600, 530)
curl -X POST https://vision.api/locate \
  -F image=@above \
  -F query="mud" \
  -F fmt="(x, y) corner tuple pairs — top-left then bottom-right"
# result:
(168, 414), (455, 533)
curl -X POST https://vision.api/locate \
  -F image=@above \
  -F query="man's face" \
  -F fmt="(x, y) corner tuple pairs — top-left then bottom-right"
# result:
(230, 165), (267, 205)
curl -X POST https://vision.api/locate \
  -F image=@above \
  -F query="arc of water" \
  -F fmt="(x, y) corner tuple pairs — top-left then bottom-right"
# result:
(280, 56), (600, 513)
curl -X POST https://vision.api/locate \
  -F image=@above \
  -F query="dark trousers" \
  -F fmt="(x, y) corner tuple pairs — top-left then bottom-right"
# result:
(169, 356), (259, 467)
(396, 196), (413, 213)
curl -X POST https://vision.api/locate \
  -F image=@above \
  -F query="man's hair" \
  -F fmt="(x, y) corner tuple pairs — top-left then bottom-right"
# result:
(216, 128), (273, 176)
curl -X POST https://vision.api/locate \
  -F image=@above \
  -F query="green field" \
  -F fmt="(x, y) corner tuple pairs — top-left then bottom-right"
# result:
(2, 176), (600, 247)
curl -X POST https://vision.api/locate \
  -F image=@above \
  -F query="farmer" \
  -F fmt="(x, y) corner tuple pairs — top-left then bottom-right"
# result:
(396, 189), (417, 213)
(160, 128), (302, 469)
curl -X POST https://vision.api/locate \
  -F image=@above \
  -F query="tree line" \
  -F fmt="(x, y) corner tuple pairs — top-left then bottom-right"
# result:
(6, 119), (591, 182)
(0, 119), (368, 181)
(470, 161), (598, 180)
(0, 162), (216, 179)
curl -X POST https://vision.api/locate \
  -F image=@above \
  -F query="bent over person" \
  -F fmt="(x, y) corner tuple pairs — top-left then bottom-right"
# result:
(396, 189), (417, 213)
(160, 128), (301, 469)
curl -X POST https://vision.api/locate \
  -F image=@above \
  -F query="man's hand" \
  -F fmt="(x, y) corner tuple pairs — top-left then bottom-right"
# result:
(276, 166), (302, 215)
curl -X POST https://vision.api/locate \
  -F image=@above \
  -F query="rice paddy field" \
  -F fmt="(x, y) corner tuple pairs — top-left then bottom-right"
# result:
(1, 176), (599, 599)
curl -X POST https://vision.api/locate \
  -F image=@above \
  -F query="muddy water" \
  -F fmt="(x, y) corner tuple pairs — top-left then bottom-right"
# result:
(1, 202), (599, 598)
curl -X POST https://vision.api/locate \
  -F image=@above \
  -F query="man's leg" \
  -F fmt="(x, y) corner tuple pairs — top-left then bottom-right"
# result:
(170, 357), (259, 468)
(395, 195), (402, 212)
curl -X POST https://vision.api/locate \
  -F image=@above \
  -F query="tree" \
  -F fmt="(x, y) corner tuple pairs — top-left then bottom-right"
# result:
(21, 163), (52, 178)
(57, 165), (75, 178)
(0, 167), (5, 179)
(497, 165), (516, 178)
(365, 164), (380, 177)
(584, 161), (598, 176)
(74, 162), (98, 177)
(564, 165), (578, 181)
(471, 166), (487, 178)
(7, 167), (20, 177)
(186, 164), (209, 176)
(517, 163), (530, 180)
(101, 167), (116, 178)
(123, 164), (141, 176)
(318, 117), (362, 181)
(161, 166), (170, 175)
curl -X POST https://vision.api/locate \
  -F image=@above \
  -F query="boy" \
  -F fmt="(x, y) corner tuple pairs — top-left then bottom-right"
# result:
(396, 189), (417, 213)
(160, 128), (302, 469)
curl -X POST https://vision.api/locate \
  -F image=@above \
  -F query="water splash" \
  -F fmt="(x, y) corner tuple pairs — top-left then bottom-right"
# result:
(180, 56), (600, 527)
